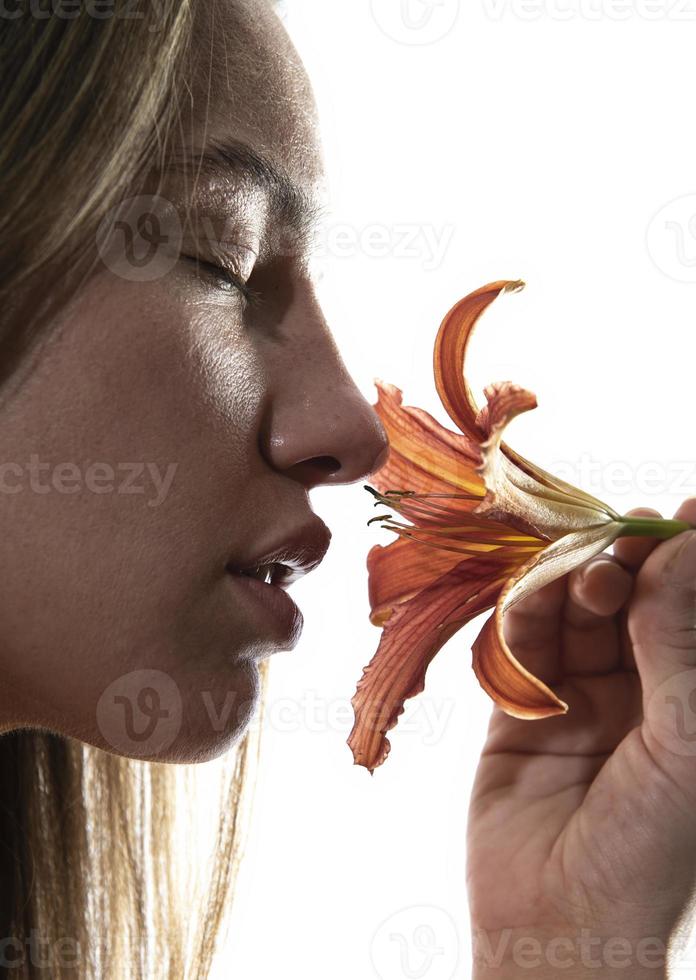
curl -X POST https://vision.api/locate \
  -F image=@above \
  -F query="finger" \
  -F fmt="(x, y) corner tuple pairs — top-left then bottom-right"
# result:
(673, 496), (696, 528)
(565, 555), (634, 627)
(561, 555), (634, 675)
(613, 507), (662, 572)
(567, 554), (633, 622)
(502, 574), (567, 685)
(629, 518), (696, 783)
(503, 572), (567, 643)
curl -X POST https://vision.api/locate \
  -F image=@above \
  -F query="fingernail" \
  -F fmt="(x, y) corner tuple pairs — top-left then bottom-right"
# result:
(578, 554), (611, 583)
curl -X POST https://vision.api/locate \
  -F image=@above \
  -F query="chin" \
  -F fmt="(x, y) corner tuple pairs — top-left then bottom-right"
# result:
(89, 656), (262, 764)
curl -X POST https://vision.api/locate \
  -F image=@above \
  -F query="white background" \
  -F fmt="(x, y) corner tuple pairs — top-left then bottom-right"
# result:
(213, 2), (696, 978)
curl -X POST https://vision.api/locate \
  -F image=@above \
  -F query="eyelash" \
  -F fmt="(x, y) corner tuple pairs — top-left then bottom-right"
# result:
(184, 256), (255, 305)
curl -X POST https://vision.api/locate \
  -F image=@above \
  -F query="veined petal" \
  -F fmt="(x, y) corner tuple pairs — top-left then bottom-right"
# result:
(367, 536), (467, 627)
(472, 521), (624, 719)
(475, 381), (617, 539)
(502, 442), (621, 518)
(367, 533), (541, 626)
(373, 380), (484, 497)
(349, 551), (520, 773)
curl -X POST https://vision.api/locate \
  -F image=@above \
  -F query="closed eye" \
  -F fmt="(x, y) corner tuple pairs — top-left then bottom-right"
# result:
(182, 254), (260, 306)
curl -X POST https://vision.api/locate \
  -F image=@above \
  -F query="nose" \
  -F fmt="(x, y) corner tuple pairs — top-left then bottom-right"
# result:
(257, 292), (389, 490)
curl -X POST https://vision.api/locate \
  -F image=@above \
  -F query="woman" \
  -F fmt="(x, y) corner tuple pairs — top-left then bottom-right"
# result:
(0, 1), (387, 975)
(2, 1), (695, 977)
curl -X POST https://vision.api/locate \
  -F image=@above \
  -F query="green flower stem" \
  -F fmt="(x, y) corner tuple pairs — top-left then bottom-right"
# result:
(617, 516), (693, 539)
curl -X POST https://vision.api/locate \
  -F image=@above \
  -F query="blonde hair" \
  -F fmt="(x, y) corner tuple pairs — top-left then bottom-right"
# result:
(0, 1), (184, 386)
(0, 3), (267, 976)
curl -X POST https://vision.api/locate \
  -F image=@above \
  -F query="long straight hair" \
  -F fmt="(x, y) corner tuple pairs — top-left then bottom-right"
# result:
(0, 3), (266, 976)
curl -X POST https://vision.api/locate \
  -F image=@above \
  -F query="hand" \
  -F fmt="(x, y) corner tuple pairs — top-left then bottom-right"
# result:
(467, 499), (696, 979)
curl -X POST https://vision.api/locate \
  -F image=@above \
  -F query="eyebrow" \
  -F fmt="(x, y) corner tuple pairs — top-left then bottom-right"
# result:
(190, 137), (323, 240)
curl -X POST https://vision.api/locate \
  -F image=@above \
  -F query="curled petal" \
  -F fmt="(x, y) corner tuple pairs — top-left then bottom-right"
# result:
(472, 522), (624, 719)
(349, 551), (520, 773)
(475, 379), (537, 434)
(433, 280), (524, 439)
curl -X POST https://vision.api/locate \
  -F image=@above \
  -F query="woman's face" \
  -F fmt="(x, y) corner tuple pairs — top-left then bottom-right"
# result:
(0, 0), (388, 763)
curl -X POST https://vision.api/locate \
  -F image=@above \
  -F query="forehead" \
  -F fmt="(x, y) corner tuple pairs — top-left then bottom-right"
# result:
(185, 0), (324, 198)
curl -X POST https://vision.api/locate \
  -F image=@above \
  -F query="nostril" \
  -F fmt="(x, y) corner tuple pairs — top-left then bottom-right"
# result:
(311, 455), (341, 475)
(283, 455), (343, 489)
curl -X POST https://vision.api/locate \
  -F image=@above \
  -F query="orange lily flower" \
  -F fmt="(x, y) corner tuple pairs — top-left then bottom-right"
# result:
(348, 280), (690, 773)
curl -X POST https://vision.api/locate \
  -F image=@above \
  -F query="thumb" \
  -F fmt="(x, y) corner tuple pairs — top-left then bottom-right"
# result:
(629, 520), (696, 765)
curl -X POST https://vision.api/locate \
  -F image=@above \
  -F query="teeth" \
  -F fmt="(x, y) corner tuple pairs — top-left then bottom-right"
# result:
(240, 563), (274, 584)
(234, 561), (295, 585)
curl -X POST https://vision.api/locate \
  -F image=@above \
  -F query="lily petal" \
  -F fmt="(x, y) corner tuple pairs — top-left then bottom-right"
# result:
(475, 380), (618, 539)
(372, 380), (484, 498)
(349, 551), (519, 773)
(433, 279), (524, 439)
(503, 441), (622, 518)
(472, 521), (624, 719)
(367, 531), (541, 626)
(367, 536), (466, 627)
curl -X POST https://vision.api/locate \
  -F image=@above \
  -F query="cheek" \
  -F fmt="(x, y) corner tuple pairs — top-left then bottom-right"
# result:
(0, 274), (270, 759)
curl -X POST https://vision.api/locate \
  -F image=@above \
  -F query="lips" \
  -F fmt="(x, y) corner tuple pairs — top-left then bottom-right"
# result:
(224, 518), (331, 644)
(226, 518), (332, 588)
